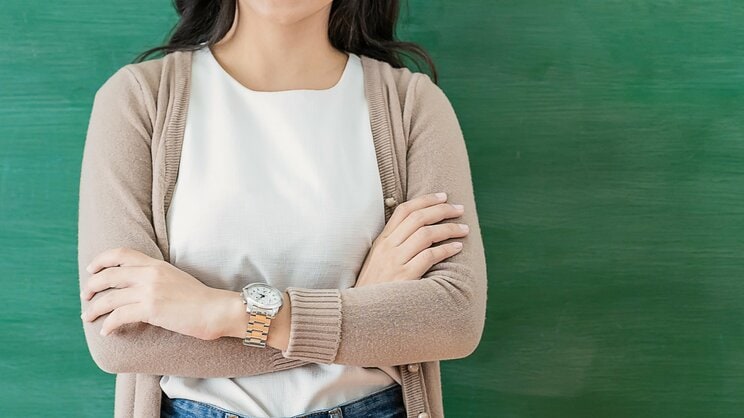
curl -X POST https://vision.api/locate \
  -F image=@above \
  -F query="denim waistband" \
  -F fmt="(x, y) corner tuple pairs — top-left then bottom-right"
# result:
(160, 382), (406, 418)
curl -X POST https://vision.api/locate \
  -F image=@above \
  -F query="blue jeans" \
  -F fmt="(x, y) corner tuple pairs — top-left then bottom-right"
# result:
(160, 383), (406, 418)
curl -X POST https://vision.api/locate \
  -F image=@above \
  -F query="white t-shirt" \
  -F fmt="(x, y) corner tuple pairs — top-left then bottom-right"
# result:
(159, 45), (401, 417)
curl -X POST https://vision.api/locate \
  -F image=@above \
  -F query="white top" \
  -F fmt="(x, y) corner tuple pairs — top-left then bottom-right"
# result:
(159, 45), (401, 417)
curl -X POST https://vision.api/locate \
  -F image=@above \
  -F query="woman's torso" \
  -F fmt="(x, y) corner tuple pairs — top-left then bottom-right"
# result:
(159, 45), (401, 417)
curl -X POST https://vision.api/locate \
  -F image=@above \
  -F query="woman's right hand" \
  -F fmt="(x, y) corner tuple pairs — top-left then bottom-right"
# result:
(354, 192), (469, 288)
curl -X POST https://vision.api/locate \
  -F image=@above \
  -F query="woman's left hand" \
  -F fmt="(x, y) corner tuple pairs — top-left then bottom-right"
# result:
(80, 247), (239, 341)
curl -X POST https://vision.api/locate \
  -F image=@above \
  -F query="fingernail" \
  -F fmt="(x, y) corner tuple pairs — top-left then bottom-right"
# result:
(435, 192), (447, 201)
(453, 242), (463, 249)
(452, 204), (464, 210)
(459, 224), (469, 232)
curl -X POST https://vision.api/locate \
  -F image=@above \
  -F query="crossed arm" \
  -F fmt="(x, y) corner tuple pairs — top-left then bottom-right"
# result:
(78, 66), (309, 377)
(77, 66), (487, 377)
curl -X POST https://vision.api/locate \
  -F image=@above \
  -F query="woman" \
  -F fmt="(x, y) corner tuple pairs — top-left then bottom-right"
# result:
(77, 1), (488, 417)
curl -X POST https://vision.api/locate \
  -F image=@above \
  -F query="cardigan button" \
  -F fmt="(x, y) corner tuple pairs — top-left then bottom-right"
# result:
(407, 363), (420, 373)
(418, 413), (430, 418)
(384, 197), (398, 208)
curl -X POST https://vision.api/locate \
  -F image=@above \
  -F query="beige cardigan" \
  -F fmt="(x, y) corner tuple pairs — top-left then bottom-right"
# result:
(77, 48), (488, 418)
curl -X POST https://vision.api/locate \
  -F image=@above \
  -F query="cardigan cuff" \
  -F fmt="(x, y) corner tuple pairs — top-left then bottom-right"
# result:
(269, 349), (310, 371)
(281, 287), (342, 364)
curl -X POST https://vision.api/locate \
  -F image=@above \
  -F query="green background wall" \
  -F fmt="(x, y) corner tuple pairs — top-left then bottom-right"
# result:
(2, 1), (742, 417)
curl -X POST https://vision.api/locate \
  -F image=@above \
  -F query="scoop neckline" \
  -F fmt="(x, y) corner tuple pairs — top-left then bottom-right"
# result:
(203, 46), (354, 95)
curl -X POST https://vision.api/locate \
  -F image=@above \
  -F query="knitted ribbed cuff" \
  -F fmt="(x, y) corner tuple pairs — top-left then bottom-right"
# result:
(281, 287), (342, 364)
(269, 349), (309, 371)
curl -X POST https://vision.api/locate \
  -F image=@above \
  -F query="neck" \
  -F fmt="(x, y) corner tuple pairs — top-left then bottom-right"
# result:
(210, 1), (349, 92)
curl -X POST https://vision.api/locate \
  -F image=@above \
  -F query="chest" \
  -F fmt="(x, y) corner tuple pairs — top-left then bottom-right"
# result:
(164, 57), (387, 291)
(151, 51), (407, 275)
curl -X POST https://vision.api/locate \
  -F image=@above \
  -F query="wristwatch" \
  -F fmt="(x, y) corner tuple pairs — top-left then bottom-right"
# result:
(240, 282), (284, 348)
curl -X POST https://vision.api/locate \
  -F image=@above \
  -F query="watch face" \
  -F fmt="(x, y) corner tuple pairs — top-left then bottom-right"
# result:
(244, 283), (283, 309)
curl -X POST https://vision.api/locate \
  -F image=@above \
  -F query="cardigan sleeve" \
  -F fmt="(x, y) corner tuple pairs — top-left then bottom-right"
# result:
(78, 66), (310, 377)
(281, 72), (488, 366)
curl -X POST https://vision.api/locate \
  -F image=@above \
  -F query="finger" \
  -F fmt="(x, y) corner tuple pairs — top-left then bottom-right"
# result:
(380, 192), (449, 238)
(83, 287), (143, 323)
(100, 302), (147, 336)
(86, 246), (158, 274)
(81, 265), (150, 301)
(405, 241), (464, 279)
(387, 202), (465, 247)
(396, 223), (470, 264)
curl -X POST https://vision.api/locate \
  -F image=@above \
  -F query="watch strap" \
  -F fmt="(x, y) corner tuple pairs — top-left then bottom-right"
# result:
(243, 306), (274, 348)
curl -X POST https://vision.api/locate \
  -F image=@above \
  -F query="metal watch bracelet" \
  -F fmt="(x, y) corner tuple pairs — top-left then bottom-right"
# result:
(243, 305), (274, 348)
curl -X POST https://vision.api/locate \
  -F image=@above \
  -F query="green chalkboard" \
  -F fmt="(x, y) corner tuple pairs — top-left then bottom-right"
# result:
(2, 1), (742, 417)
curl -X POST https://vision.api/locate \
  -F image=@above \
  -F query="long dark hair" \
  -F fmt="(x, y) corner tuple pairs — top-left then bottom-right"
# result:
(132, 0), (438, 84)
